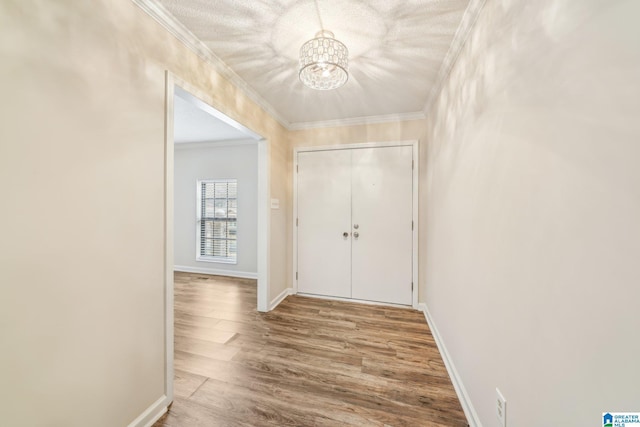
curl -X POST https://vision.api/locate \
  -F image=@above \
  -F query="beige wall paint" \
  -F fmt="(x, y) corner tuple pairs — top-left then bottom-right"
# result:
(269, 126), (290, 300)
(0, 0), (288, 425)
(423, 0), (640, 426)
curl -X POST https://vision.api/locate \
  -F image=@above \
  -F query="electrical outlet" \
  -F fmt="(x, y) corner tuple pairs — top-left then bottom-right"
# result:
(496, 388), (506, 427)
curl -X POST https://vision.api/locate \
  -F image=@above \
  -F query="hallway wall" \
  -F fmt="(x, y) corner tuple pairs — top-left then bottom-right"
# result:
(0, 1), (288, 425)
(422, 0), (640, 425)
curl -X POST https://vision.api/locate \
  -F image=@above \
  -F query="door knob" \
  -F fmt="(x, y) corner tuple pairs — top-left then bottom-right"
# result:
(343, 232), (349, 238)
(353, 224), (359, 229)
(353, 232), (359, 238)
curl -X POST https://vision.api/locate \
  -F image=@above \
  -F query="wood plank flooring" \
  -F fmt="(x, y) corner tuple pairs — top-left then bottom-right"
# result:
(154, 272), (467, 427)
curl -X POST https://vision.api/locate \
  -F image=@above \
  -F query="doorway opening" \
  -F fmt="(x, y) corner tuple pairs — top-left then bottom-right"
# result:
(163, 73), (270, 405)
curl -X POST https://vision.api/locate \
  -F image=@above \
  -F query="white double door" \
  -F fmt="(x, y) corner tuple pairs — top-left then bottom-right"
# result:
(296, 145), (414, 305)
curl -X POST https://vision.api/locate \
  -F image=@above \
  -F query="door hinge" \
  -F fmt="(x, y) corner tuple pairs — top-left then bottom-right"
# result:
(296, 218), (299, 226)
(412, 220), (414, 230)
(296, 272), (298, 280)
(411, 282), (414, 291)
(297, 165), (299, 173)
(412, 159), (414, 169)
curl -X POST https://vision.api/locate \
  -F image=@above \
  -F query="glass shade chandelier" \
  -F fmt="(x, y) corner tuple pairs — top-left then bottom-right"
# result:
(299, 30), (349, 90)
(299, 1), (348, 90)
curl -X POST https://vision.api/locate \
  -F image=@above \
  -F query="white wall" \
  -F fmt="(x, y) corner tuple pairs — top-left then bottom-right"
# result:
(422, 0), (640, 426)
(174, 142), (258, 277)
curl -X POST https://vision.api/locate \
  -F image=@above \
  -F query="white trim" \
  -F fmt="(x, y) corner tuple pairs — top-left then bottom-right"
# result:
(288, 111), (427, 131)
(256, 139), (270, 312)
(162, 70), (175, 410)
(292, 151), (298, 295)
(175, 139), (258, 150)
(411, 142), (419, 309)
(423, 0), (487, 114)
(127, 395), (169, 427)
(132, 0), (290, 130)
(292, 140), (419, 307)
(269, 287), (294, 311)
(418, 303), (482, 427)
(174, 265), (257, 280)
(195, 256), (237, 264)
(295, 140), (416, 154)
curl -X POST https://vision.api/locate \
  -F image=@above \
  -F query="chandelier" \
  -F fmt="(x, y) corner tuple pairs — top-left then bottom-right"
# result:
(298, 3), (348, 90)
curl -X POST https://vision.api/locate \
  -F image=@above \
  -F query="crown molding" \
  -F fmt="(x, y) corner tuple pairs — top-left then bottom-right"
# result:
(423, 0), (488, 114)
(174, 139), (258, 149)
(132, 0), (472, 131)
(288, 111), (427, 131)
(131, 0), (292, 129)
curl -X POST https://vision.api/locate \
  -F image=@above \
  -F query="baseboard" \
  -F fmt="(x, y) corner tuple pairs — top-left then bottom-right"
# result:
(269, 287), (293, 310)
(174, 265), (257, 279)
(128, 395), (170, 427)
(418, 303), (482, 427)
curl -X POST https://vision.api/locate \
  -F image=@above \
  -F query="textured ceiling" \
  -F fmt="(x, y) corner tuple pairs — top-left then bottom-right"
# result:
(158, 0), (470, 127)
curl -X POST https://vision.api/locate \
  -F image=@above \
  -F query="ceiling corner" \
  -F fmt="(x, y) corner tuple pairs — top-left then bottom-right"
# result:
(423, 0), (488, 114)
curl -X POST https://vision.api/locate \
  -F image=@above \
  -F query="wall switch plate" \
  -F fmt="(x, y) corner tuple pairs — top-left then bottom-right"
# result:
(496, 388), (506, 427)
(270, 198), (279, 209)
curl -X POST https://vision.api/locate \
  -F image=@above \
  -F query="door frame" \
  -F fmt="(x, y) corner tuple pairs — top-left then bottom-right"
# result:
(162, 71), (271, 412)
(292, 140), (419, 309)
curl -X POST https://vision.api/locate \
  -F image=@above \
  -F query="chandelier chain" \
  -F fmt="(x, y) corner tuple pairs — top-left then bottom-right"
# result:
(313, 0), (325, 31)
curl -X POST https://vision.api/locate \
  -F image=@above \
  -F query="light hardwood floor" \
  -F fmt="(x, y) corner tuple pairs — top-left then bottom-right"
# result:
(154, 272), (468, 427)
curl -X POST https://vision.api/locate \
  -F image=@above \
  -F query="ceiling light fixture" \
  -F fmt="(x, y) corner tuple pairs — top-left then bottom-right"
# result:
(299, 1), (348, 90)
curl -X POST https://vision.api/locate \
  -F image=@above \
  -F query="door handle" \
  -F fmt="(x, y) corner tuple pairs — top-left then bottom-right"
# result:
(353, 232), (359, 238)
(343, 232), (349, 238)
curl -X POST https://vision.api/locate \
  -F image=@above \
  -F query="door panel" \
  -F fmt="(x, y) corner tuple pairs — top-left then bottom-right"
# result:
(297, 150), (352, 298)
(351, 146), (413, 305)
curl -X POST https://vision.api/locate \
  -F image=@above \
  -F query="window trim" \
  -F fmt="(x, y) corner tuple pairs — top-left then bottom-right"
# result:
(196, 179), (238, 264)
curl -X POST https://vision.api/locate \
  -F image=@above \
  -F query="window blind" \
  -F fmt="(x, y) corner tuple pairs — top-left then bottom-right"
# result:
(198, 180), (237, 262)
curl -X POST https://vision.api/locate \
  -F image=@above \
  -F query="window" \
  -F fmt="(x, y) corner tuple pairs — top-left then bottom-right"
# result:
(197, 179), (237, 263)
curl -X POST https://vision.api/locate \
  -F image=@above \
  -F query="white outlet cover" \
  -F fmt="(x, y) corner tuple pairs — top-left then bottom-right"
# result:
(496, 388), (507, 427)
